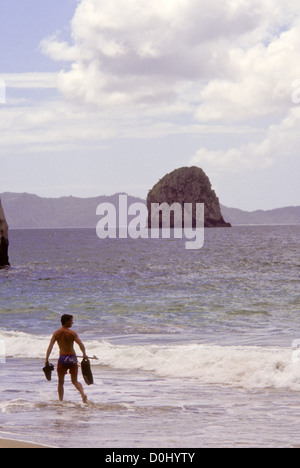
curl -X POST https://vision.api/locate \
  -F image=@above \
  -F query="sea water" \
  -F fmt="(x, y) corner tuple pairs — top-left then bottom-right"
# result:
(0, 226), (299, 448)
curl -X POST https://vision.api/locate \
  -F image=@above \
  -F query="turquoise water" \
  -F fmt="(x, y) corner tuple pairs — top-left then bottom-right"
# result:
(0, 226), (299, 447)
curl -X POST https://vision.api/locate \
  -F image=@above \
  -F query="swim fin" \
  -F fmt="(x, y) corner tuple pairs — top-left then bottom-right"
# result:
(81, 357), (94, 386)
(43, 363), (54, 381)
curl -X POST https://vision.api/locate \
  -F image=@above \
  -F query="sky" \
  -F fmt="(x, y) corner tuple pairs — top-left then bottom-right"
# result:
(0, 0), (300, 210)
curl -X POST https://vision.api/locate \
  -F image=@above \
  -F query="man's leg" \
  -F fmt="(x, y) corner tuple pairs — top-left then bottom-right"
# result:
(71, 373), (87, 403)
(58, 374), (65, 401)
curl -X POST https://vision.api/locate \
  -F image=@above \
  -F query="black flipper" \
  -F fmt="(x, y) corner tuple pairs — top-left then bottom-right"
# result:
(81, 358), (94, 385)
(43, 363), (54, 381)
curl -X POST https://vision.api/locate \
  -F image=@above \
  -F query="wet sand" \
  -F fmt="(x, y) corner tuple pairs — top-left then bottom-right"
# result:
(0, 438), (54, 448)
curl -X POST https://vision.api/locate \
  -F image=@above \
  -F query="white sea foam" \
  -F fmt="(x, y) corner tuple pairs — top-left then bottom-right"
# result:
(90, 341), (300, 391)
(1, 329), (299, 391)
(0, 330), (52, 360)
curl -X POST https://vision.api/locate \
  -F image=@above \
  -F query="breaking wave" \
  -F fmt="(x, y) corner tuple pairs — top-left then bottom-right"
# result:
(1, 329), (300, 391)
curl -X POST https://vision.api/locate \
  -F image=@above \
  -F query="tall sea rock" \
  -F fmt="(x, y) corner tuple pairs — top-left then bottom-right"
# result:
(0, 198), (10, 267)
(147, 166), (231, 228)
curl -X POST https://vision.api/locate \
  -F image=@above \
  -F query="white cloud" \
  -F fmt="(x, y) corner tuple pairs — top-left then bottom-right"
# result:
(190, 143), (273, 174)
(40, 37), (79, 63)
(190, 107), (300, 173)
(2, 0), (300, 193)
(35, 0), (300, 202)
(41, 0), (300, 112)
(196, 18), (300, 122)
(1, 73), (58, 89)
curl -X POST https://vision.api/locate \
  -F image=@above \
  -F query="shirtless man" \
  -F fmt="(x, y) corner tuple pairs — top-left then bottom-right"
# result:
(45, 314), (88, 403)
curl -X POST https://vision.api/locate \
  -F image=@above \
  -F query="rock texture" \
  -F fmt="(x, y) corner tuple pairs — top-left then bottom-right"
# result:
(147, 166), (231, 228)
(0, 198), (10, 267)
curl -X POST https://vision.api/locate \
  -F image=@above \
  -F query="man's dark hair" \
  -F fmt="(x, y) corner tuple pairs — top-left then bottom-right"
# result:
(61, 314), (73, 326)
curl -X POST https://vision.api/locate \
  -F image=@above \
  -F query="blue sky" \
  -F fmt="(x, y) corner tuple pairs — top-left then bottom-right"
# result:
(0, 0), (300, 210)
(0, 0), (75, 72)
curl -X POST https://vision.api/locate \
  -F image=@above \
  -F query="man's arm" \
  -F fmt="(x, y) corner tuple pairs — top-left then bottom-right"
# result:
(75, 335), (87, 358)
(45, 334), (57, 365)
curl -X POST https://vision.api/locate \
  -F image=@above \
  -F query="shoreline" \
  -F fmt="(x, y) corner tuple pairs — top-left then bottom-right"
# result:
(0, 437), (55, 449)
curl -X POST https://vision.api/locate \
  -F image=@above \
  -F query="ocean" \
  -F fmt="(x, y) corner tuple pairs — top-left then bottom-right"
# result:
(0, 225), (299, 448)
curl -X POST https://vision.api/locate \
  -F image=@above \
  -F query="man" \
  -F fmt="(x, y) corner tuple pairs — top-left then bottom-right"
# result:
(45, 314), (88, 403)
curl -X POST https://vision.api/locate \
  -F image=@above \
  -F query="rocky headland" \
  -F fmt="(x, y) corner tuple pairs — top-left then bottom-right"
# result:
(0, 199), (9, 267)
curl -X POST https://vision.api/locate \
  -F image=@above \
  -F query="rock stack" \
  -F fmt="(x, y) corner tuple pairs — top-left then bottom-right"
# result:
(147, 166), (231, 228)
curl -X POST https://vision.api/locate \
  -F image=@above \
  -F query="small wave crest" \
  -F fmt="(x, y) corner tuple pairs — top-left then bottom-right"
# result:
(1, 330), (299, 391)
(89, 340), (300, 391)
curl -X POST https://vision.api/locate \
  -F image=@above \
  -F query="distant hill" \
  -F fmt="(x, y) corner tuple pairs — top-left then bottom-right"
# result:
(0, 192), (299, 228)
(0, 192), (145, 229)
(220, 204), (300, 226)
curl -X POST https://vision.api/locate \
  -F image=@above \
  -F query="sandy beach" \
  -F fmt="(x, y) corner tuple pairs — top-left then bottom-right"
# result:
(0, 438), (53, 448)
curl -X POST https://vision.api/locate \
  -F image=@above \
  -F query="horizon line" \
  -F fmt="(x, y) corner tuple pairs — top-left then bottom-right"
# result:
(0, 190), (299, 213)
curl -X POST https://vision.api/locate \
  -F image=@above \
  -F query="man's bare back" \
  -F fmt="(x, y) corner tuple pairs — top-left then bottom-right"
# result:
(54, 327), (81, 356)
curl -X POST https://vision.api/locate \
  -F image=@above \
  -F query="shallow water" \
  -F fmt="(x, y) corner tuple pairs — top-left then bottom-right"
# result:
(0, 226), (299, 447)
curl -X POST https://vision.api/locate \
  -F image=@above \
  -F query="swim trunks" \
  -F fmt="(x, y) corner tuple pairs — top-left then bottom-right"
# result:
(57, 355), (78, 377)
